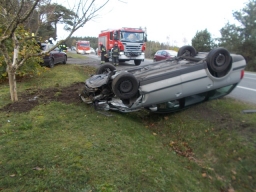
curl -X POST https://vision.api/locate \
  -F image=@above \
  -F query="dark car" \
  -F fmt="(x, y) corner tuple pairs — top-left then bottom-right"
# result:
(153, 50), (178, 62)
(41, 43), (67, 68)
(80, 46), (246, 114)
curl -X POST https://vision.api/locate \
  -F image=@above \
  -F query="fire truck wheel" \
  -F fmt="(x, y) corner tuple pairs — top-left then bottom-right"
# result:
(112, 72), (139, 100)
(134, 60), (141, 65)
(206, 47), (232, 74)
(96, 64), (116, 74)
(178, 46), (196, 57)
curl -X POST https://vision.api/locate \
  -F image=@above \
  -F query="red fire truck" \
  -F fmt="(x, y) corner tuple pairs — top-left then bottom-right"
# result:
(98, 27), (147, 65)
(76, 40), (90, 54)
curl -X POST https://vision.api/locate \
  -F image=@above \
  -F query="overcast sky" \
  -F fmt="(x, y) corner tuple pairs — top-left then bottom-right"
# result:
(55, 0), (248, 46)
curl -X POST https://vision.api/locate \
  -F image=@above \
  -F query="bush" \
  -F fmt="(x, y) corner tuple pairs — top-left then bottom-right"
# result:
(0, 26), (47, 83)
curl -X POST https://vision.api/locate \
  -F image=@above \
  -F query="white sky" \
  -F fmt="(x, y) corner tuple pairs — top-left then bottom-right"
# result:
(55, 0), (248, 47)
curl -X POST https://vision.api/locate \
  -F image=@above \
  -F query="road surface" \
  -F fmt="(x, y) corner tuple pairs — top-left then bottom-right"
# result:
(228, 71), (256, 104)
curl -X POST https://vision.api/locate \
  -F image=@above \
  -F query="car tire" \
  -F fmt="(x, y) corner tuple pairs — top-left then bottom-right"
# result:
(63, 56), (67, 64)
(49, 58), (54, 68)
(134, 60), (141, 65)
(206, 47), (231, 73)
(178, 46), (196, 57)
(112, 72), (138, 100)
(96, 64), (116, 74)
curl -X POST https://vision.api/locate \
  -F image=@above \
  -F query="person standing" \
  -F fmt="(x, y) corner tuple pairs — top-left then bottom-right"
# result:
(99, 42), (106, 64)
(111, 42), (120, 66)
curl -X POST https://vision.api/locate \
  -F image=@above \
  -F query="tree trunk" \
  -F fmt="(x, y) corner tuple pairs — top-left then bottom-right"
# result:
(8, 69), (18, 102)
(54, 22), (57, 40)
(8, 33), (19, 102)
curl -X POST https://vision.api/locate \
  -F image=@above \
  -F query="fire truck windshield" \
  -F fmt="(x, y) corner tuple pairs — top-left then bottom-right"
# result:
(121, 32), (144, 42)
(79, 43), (89, 47)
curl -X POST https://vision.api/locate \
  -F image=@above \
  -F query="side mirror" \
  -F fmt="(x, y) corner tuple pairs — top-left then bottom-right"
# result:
(114, 31), (119, 40)
(144, 34), (148, 42)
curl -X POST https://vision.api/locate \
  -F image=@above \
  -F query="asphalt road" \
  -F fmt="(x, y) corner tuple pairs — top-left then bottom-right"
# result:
(68, 51), (256, 105)
(228, 72), (256, 105)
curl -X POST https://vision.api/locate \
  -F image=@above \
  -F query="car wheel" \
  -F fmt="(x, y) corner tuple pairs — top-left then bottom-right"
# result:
(112, 72), (138, 100)
(96, 64), (116, 74)
(49, 58), (54, 68)
(178, 46), (196, 57)
(134, 60), (141, 65)
(206, 48), (231, 74)
(63, 56), (67, 64)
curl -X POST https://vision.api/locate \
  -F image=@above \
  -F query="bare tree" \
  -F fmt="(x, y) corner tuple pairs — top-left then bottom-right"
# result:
(0, 0), (110, 102)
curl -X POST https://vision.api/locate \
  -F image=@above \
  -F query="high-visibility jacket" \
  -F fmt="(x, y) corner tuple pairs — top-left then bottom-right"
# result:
(112, 46), (119, 57)
(100, 45), (106, 53)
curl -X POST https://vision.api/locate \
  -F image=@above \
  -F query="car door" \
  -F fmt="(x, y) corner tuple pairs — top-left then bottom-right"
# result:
(54, 47), (63, 63)
(139, 70), (183, 107)
(47, 44), (56, 63)
(161, 51), (169, 60)
(51, 45), (62, 64)
(180, 64), (213, 98)
(154, 51), (163, 61)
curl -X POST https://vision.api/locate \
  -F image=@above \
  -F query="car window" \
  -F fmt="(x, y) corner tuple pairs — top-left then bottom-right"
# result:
(167, 50), (178, 56)
(156, 51), (162, 55)
(44, 44), (54, 51)
(161, 51), (167, 56)
(40, 44), (46, 51)
(207, 84), (237, 100)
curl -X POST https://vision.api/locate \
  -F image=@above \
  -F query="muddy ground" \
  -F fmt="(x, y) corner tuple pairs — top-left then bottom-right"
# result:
(0, 82), (84, 113)
(0, 56), (98, 113)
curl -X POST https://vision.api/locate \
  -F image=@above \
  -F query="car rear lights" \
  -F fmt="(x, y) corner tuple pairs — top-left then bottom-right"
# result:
(240, 70), (244, 79)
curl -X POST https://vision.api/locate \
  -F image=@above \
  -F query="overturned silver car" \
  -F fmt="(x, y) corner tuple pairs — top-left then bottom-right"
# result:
(80, 46), (246, 113)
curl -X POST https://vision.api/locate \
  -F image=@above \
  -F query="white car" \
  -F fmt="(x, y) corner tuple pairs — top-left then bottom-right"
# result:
(90, 47), (95, 54)
(80, 46), (246, 113)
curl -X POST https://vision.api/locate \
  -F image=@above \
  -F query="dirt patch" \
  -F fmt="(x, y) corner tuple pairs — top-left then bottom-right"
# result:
(0, 82), (85, 113)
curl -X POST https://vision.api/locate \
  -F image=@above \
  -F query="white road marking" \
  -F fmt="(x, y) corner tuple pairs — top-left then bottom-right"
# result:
(237, 86), (256, 92)
(244, 77), (256, 80)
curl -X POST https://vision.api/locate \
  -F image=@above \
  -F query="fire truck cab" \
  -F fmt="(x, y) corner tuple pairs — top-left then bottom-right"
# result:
(76, 40), (90, 54)
(98, 27), (147, 65)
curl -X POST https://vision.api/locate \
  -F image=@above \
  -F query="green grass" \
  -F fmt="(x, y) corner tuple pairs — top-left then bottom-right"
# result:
(67, 52), (89, 59)
(0, 64), (256, 191)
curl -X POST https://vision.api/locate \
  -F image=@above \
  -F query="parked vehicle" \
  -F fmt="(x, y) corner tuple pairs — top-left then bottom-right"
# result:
(90, 47), (96, 54)
(71, 46), (76, 51)
(80, 46), (246, 113)
(40, 43), (67, 68)
(153, 50), (178, 62)
(76, 40), (90, 54)
(98, 27), (147, 65)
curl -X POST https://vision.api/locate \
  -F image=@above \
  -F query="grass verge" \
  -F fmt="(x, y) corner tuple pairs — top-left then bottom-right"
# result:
(66, 52), (90, 59)
(0, 64), (255, 192)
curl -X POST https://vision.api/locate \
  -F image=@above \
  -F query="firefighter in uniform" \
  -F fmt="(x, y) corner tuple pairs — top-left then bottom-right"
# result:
(59, 43), (67, 52)
(111, 42), (120, 66)
(99, 42), (107, 64)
